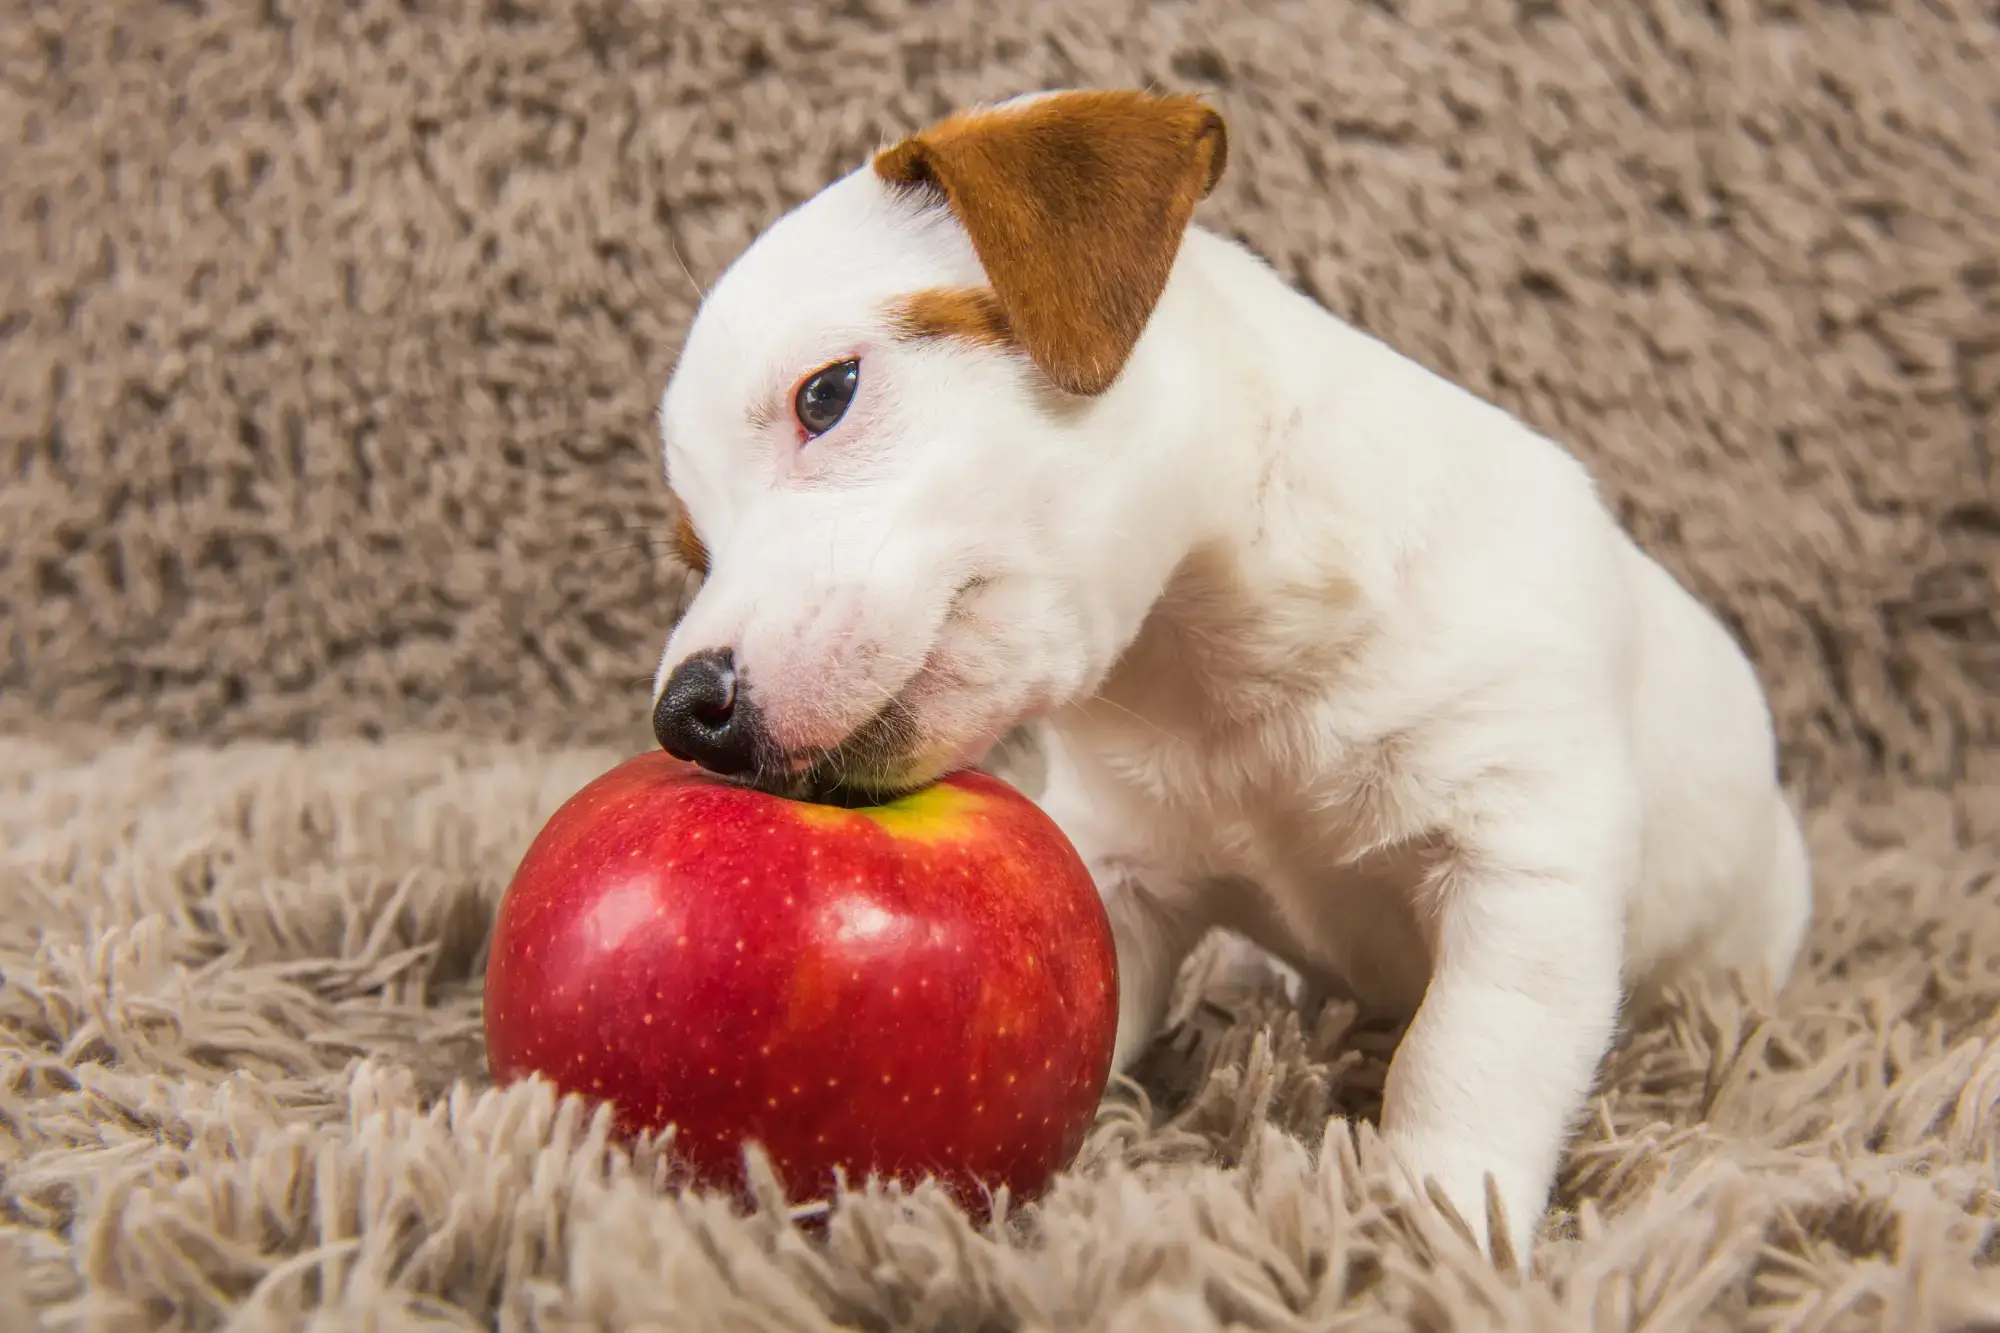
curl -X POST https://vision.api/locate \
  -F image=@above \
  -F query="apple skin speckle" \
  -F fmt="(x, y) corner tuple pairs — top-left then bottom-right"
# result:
(482, 750), (1119, 1217)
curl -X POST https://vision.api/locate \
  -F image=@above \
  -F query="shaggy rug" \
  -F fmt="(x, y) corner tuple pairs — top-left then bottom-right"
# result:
(3, 1), (1998, 1329)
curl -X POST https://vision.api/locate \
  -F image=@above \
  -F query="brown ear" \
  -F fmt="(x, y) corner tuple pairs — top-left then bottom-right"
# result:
(874, 91), (1227, 397)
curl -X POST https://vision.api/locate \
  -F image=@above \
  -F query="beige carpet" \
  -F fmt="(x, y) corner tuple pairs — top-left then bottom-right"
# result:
(3, 1), (1998, 1329)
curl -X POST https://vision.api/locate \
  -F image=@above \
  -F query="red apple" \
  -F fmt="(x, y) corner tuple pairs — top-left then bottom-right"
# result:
(482, 751), (1119, 1213)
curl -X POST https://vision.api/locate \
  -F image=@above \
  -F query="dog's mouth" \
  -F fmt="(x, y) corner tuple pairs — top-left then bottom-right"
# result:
(737, 575), (998, 807)
(740, 694), (938, 807)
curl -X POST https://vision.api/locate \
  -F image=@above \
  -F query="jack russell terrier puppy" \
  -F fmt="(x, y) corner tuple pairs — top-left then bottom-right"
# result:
(647, 90), (1813, 1265)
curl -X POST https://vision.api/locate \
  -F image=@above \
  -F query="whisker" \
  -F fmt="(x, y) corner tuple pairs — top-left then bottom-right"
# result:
(1077, 692), (1175, 742)
(668, 229), (710, 302)
(553, 536), (681, 554)
(565, 521), (675, 541)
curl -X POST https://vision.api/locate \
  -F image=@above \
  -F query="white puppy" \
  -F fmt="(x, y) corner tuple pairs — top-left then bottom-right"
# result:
(648, 90), (1812, 1265)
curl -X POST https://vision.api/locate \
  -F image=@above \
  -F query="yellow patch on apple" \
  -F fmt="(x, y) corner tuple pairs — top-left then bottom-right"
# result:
(789, 781), (985, 843)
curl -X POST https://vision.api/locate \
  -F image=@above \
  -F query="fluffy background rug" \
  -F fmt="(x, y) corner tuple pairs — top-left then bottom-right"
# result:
(2, 2), (1997, 1329)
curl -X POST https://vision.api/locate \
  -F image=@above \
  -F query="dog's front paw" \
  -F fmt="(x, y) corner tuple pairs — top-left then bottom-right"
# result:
(1378, 1128), (1540, 1272)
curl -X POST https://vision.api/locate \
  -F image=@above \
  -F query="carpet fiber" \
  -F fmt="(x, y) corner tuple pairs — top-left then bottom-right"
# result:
(3, 1), (1999, 1329)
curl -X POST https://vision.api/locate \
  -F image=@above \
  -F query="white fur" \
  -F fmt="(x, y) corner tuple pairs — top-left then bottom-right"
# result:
(653, 114), (1813, 1266)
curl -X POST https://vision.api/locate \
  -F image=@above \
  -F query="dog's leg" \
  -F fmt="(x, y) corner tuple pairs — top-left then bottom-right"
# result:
(1034, 729), (1212, 1073)
(1376, 803), (1629, 1269)
(1096, 868), (1214, 1072)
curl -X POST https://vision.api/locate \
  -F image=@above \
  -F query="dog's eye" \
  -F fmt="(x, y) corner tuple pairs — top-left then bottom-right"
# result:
(794, 359), (859, 437)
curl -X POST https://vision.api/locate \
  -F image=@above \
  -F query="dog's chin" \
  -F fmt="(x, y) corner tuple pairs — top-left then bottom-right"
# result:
(791, 728), (984, 806)
(733, 752), (937, 808)
(791, 767), (927, 807)
(750, 715), (1005, 808)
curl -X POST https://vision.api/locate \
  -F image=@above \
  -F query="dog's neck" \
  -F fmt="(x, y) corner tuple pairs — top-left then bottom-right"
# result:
(1064, 228), (1411, 736)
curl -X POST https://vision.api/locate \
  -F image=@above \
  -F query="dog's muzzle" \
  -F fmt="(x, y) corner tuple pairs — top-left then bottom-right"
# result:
(653, 650), (932, 805)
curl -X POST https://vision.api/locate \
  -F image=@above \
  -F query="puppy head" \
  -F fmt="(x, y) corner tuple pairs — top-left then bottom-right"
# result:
(653, 89), (1227, 800)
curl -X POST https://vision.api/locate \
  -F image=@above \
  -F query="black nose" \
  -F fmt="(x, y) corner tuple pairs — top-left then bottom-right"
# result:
(653, 648), (764, 777)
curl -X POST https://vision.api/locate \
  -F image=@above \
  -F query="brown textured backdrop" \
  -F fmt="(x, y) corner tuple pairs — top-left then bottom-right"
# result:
(5, 1), (1995, 797)
(7, 3), (2000, 1329)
